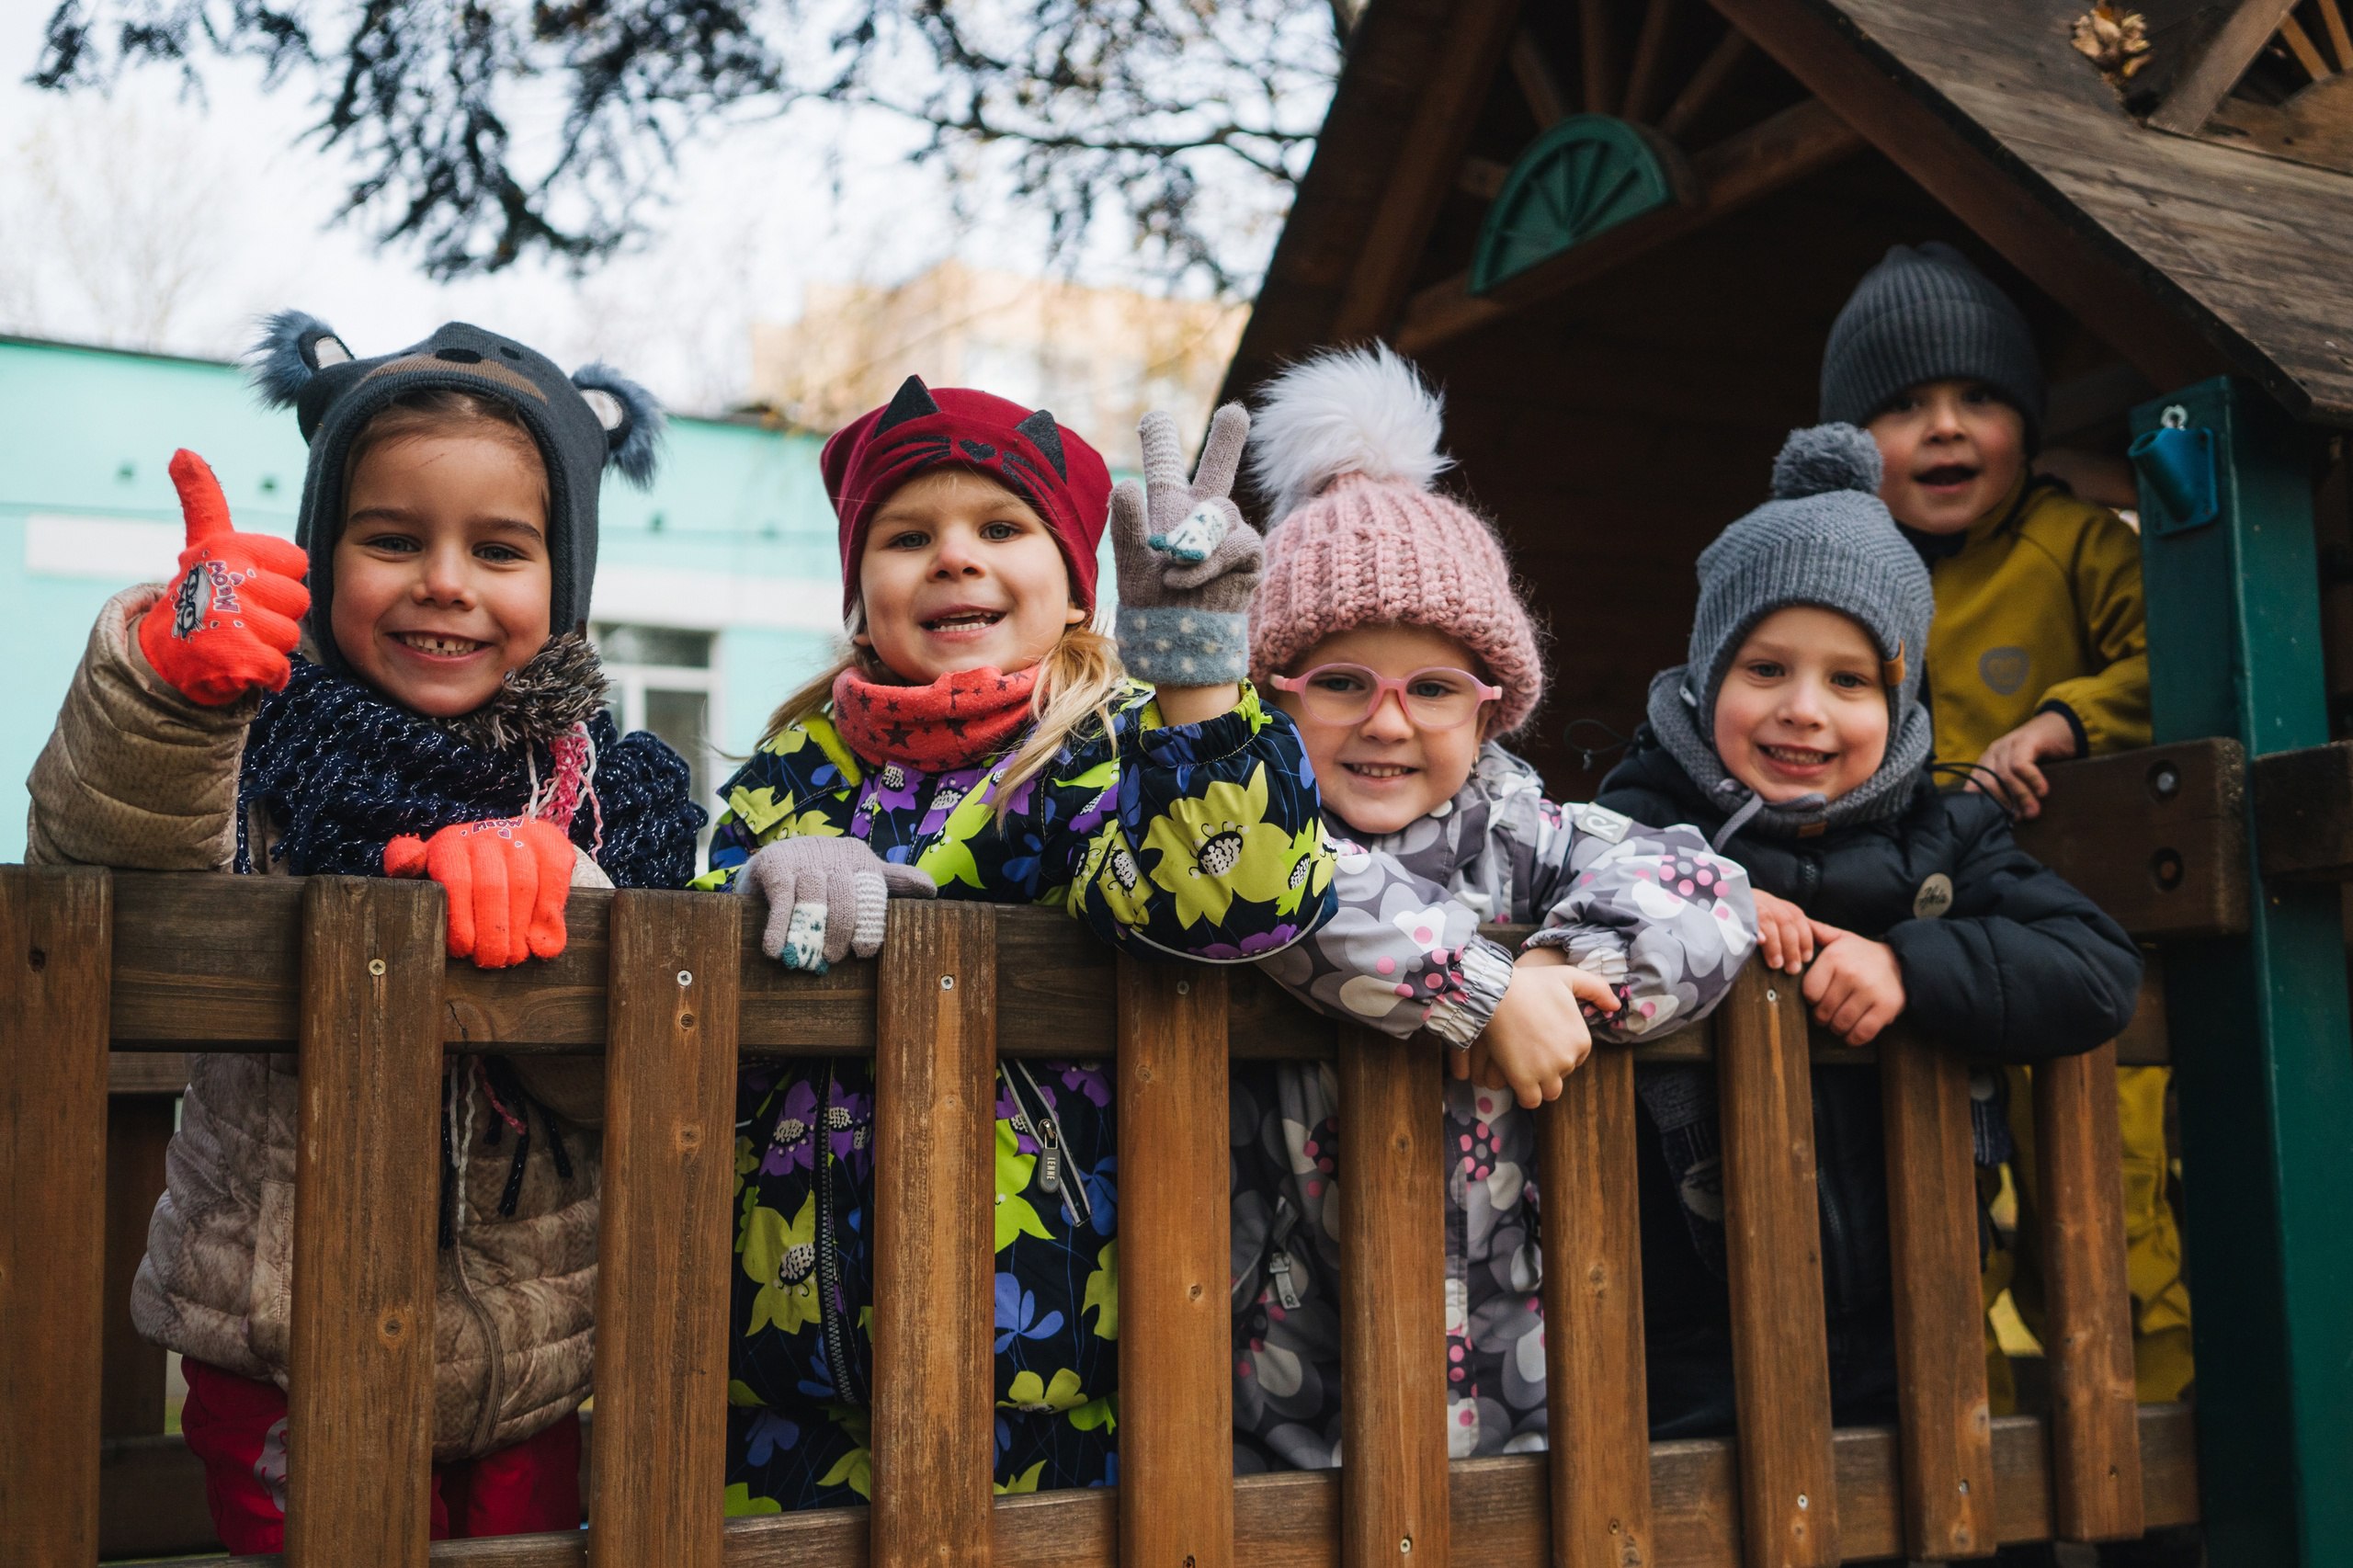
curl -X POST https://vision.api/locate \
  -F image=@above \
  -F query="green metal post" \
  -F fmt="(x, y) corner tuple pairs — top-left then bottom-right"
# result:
(2132, 377), (2353, 1566)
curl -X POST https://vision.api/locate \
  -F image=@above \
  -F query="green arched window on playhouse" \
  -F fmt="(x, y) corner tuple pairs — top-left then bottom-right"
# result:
(1470, 117), (1692, 296)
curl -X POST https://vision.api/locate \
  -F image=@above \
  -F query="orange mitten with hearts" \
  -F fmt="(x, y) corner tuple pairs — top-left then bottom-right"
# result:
(384, 817), (575, 968)
(136, 449), (313, 706)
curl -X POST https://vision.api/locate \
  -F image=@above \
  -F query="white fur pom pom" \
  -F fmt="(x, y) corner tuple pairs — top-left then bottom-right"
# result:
(1246, 343), (1451, 524)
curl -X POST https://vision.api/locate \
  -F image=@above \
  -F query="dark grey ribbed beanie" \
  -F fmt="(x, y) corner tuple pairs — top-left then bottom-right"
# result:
(1687, 424), (1934, 730)
(1819, 242), (2043, 446)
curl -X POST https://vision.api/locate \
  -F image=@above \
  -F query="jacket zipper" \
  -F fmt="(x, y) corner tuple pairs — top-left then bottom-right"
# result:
(1004, 1062), (1092, 1232)
(1267, 1199), (1304, 1310)
(813, 1065), (859, 1406)
(448, 1064), (507, 1455)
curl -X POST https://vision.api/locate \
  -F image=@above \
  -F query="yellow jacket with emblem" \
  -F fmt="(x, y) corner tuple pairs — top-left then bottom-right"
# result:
(1914, 474), (2189, 1406)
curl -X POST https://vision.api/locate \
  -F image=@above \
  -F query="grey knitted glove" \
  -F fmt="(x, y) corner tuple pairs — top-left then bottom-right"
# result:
(737, 836), (937, 972)
(1110, 403), (1263, 687)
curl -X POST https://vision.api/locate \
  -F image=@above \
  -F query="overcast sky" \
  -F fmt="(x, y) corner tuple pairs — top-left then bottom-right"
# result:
(0, 6), (1228, 415)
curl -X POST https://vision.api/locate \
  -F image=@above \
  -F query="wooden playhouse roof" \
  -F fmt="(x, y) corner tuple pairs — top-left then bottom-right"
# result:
(1228, 0), (2353, 426)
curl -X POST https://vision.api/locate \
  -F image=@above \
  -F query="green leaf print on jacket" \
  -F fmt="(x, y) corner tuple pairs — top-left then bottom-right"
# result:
(995, 1119), (1054, 1252)
(742, 1191), (822, 1337)
(1143, 762), (1300, 929)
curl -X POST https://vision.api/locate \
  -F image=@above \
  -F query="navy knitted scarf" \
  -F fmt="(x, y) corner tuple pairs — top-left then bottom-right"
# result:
(236, 654), (704, 890)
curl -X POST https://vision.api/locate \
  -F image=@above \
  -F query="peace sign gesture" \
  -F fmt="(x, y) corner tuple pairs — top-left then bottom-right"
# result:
(1109, 403), (1262, 689)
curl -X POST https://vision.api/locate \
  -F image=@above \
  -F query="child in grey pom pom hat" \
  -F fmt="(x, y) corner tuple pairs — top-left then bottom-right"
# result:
(1593, 425), (2143, 1440)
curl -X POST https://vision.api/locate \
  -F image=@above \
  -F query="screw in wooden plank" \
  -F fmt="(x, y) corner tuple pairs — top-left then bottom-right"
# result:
(940, 974), (955, 990)
(677, 970), (693, 986)
(368, 959), (386, 976)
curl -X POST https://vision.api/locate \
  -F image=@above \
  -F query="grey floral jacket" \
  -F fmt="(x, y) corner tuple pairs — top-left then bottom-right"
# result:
(1231, 744), (1756, 1469)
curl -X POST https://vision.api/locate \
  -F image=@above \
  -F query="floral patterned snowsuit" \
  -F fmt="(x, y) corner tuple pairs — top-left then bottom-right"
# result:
(1232, 744), (1756, 1469)
(698, 682), (1334, 1511)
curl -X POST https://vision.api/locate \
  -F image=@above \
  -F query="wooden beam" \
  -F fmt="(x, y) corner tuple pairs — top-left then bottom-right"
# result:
(588, 892), (739, 1568)
(2011, 738), (2250, 938)
(1623, 0), (1681, 123)
(1704, 0), (2228, 392)
(102, 1095), (173, 1437)
(1395, 97), (1863, 355)
(1115, 960), (1235, 1568)
(1457, 155), (1513, 201)
(1579, 0), (1617, 117)
(2322, 0), (2353, 71)
(2034, 1046), (2147, 1541)
(0, 867), (111, 1566)
(285, 878), (444, 1568)
(159, 1404), (2208, 1565)
(1336, 1023), (1450, 1568)
(1327, 0), (1525, 342)
(870, 902), (998, 1568)
(2282, 13), (2336, 78)
(1659, 28), (1750, 139)
(1512, 28), (1573, 127)
(2149, 0), (2303, 133)
(1540, 1046), (1654, 1567)
(2251, 739), (2353, 878)
(1716, 968), (1840, 1568)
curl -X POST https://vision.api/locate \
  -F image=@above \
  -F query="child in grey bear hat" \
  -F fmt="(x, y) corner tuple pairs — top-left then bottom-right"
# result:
(1594, 425), (2142, 1438)
(23, 312), (705, 1552)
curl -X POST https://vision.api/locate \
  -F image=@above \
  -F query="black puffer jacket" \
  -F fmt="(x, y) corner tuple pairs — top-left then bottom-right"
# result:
(1596, 731), (2143, 1435)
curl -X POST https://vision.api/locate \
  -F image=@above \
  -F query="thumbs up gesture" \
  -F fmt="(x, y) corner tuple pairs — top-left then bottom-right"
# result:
(136, 449), (313, 706)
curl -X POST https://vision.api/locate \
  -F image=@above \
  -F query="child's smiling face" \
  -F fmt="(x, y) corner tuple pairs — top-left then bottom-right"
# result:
(332, 426), (553, 717)
(1711, 606), (1891, 805)
(856, 468), (1086, 683)
(1866, 377), (2027, 536)
(1272, 622), (1493, 837)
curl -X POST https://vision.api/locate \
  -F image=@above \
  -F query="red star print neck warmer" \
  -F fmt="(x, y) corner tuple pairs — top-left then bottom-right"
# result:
(830, 665), (1040, 773)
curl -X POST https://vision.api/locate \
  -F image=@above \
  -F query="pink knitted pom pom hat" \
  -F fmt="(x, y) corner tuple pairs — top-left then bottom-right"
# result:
(1246, 345), (1544, 734)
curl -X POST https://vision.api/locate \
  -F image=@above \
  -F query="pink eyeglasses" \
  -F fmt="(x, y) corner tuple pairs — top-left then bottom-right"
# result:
(1269, 664), (1502, 731)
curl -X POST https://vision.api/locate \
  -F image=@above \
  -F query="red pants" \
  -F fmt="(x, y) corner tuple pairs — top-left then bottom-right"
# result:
(179, 1359), (582, 1553)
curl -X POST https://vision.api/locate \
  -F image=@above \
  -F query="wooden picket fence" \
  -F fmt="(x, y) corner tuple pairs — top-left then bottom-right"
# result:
(0, 741), (2236, 1567)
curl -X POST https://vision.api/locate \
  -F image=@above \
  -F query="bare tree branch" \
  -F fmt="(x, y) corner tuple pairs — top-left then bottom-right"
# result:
(33, 0), (1340, 291)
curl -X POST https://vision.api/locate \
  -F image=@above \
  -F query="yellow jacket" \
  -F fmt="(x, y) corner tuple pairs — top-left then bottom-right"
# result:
(1919, 476), (2150, 766)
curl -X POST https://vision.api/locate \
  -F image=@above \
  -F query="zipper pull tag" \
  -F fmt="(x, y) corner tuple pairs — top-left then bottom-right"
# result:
(1037, 1123), (1063, 1197)
(1269, 1248), (1303, 1310)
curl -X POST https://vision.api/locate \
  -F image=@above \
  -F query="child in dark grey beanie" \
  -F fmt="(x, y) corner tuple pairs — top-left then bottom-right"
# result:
(1595, 425), (2143, 1437)
(1824, 244), (2188, 1428)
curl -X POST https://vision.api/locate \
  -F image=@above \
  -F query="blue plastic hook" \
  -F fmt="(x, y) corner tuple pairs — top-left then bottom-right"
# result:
(2127, 405), (2218, 536)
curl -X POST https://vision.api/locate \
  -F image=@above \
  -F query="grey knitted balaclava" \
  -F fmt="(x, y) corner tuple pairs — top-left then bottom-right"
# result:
(1647, 424), (1936, 841)
(247, 312), (663, 673)
(1820, 242), (2044, 449)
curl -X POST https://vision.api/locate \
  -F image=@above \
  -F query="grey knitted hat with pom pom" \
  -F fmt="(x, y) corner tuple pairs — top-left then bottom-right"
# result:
(1643, 423), (1938, 840)
(1685, 423), (1933, 730)
(246, 311), (664, 673)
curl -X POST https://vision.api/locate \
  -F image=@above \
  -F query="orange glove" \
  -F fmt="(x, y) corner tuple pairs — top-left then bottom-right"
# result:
(137, 449), (313, 706)
(384, 817), (575, 968)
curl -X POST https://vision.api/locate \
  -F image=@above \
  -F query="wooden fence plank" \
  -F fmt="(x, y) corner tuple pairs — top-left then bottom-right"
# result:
(0, 866), (111, 1567)
(1115, 959), (1234, 1568)
(102, 1093), (175, 1437)
(1335, 1023), (1449, 1568)
(286, 876), (445, 1567)
(185, 1403), (2208, 1568)
(1878, 1040), (1997, 1560)
(589, 891), (742, 1568)
(1540, 1044), (1653, 1568)
(872, 901), (998, 1568)
(2032, 1044), (2144, 1542)
(1715, 967), (1838, 1568)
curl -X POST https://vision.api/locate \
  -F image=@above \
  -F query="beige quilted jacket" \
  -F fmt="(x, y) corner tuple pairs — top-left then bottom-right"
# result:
(28, 586), (605, 1460)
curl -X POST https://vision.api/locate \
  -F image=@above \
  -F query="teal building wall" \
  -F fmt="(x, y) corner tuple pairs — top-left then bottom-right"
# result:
(0, 335), (845, 862)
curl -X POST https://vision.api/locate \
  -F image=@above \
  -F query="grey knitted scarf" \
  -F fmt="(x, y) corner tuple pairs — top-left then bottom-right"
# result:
(1644, 665), (1932, 847)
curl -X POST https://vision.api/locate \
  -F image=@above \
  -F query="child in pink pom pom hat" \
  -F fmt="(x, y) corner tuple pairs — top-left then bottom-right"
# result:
(1230, 344), (1757, 1470)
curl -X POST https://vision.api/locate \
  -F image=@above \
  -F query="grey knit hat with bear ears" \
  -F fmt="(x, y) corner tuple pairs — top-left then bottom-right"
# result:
(248, 310), (663, 673)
